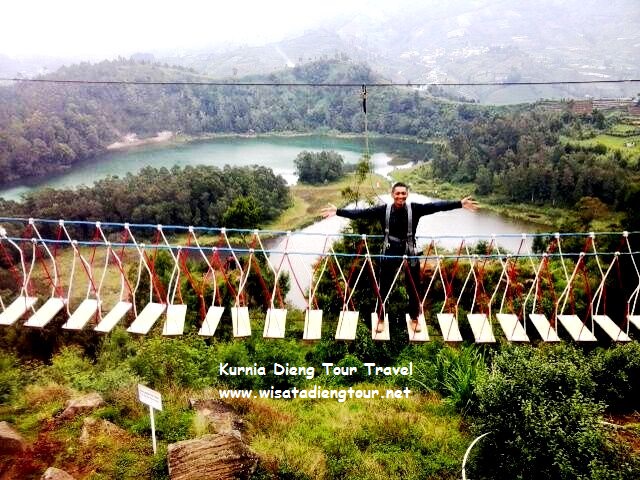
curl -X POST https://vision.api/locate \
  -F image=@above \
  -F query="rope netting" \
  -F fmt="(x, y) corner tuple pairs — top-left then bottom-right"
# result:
(1, 217), (640, 342)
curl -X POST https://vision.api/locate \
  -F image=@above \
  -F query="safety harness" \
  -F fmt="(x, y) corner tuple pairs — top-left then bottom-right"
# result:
(383, 201), (417, 259)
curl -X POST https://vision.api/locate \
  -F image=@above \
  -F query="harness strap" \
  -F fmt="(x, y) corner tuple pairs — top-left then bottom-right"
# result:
(383, 203), (392, 254)
(406, 201), (415, 256)
(383, 202), (416, 257)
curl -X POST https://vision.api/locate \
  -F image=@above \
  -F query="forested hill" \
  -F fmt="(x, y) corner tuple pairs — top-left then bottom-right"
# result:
(0, 57), (461, 186)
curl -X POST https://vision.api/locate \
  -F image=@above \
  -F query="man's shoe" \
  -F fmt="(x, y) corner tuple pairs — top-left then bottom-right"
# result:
(411, 318), (422, 333)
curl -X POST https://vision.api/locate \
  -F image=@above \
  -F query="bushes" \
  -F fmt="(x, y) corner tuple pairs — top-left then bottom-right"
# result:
(406, 343), (486, 413)
(590, 342), (640, 413)
(294, 150), (345, 184)
(128, 335), (216, 389)
(468, 345), (639, 480)
(0, 351), (21, 403)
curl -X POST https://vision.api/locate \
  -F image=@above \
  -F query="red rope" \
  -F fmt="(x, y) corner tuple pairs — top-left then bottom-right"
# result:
(305, 235), (331, 310)
(0, 242), (22, 290)
(144, 229), (167, 303)
(442, 240), (465, 302)
(212, 244), (238, 302)
(473, 239), (495, 315)
(504, 239), (525, 314)
(179, 233), (207, 319)
(75, 226), (102, 298)
(327, 256), (347, 309)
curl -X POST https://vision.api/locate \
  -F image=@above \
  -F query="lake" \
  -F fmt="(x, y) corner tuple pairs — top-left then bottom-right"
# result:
(0, 135), (430, 200)
(0, 134), (542, 309)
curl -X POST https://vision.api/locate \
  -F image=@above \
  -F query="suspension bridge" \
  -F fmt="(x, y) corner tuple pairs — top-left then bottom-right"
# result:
(1, 217), (639, 343)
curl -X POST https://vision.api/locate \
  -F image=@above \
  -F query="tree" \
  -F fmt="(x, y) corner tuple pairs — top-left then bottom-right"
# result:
(222, 196), (263, 229)
(294, 150), (345, 184)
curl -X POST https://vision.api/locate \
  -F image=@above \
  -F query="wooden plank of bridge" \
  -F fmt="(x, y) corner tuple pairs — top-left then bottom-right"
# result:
(370, 312), (390, 341)
(231, 306), (251, 337)
(163, 304), (187, 336)
(303, 309), (322, 340)
(127, 302), (166, 334)
(264, 308), (287, 338)
(199, 306), (224, 336)
(528, 314), (561, 342)
(24, 297), (65, 328)
(557, 314), (597, 342)
(436, 313), (463, 342)
(405, 313), (429, 342)
(468, 313), (496, 343)
(335, 310), (358, 340)
(628, 315), (640, 330)
(62, 299), (99, 330)
(95, 301), (132, 333)
(496, 313), (529, 342)
(592, 315), (630, 342)
(0, 296), (38, 326)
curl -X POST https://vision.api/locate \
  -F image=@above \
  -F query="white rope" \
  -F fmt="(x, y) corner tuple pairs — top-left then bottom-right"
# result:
(343, 237), (370, 309)
(29, 218), (61, 299)
(437, 240), (449, 314)
(96, 223), (128, 303)
(420, 240), (442, 315)
(461, 432), (490, 480)
(556, 232), (571, 285)
(328, 244), (350, 309)
(222, 228), (254, 308)
(488, 240), (509, 320)
(0, 229), (36, 310)
(592, 253), (620, 318)
(556, 252), (585, 317)
(256, 229), (290, 309)
(125, 224), (156, 315)
(522, 238), (545, 318)
(458, 241), (479, 315)
(61, 221), (97, 315)
(624, 231), (640, 316)
(306, 234), (331, 311)
(189, 226), (220, 308)
(362, 234), (385, 317)
(158, 225), (182, 304)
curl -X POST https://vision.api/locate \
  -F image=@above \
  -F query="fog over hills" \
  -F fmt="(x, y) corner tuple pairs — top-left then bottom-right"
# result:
(159, 0), (640, 103)
(3, 0), (638, 104)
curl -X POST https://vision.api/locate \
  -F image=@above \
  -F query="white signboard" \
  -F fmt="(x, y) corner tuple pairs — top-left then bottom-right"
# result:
(137, 384), (162, 454)
(138, 384), (163, 411)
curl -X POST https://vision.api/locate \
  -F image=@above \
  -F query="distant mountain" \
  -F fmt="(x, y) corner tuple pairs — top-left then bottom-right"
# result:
(158, 0), (640, 104)
(0, 54), (69, 79)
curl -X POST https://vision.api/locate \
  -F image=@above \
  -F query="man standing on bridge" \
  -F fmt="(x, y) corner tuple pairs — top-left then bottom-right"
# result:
(321, 181), (478, 334)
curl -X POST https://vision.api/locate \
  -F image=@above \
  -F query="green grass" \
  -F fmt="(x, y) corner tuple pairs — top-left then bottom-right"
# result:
(264, 172), (389, 232)
(390, 163), (569, 229)
(241, 390), (469, 480)
(562, 132), (640, 165)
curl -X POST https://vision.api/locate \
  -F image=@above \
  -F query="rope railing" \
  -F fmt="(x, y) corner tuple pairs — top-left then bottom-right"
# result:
(1, 217), (639, 342)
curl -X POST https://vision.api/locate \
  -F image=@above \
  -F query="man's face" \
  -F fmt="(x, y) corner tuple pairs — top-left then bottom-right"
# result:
(392, 186), (408, 207)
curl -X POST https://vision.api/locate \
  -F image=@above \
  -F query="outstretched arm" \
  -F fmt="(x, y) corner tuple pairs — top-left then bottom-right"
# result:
(321, 203), (338, 218)
(321, 203), (384, 220)
(461, 196), (479, 212)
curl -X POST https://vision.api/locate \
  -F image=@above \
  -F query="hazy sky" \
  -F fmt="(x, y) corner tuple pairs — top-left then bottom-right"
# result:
(1, 0), (384, 58)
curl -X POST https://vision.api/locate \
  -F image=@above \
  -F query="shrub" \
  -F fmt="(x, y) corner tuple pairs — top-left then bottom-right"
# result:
(251, 338), (308, 390)
(128, 335), (216, 389)
(469, 344), (634, 479)
(590, 342), (640, 413)
(434, 345), (486, 413)
(0, 351), (21, 403)
(294, 150), (344, 184)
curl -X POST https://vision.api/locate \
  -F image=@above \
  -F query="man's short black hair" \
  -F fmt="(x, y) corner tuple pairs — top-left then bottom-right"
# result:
(391, 181), (409, 191)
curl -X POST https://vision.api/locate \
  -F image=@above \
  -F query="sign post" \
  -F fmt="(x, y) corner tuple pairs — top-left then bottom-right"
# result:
(137, 384), (163, 454)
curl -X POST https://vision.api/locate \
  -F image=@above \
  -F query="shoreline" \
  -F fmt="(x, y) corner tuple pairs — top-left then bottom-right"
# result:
(106, 130), (174, 150)
(106, 130), (444, 152)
